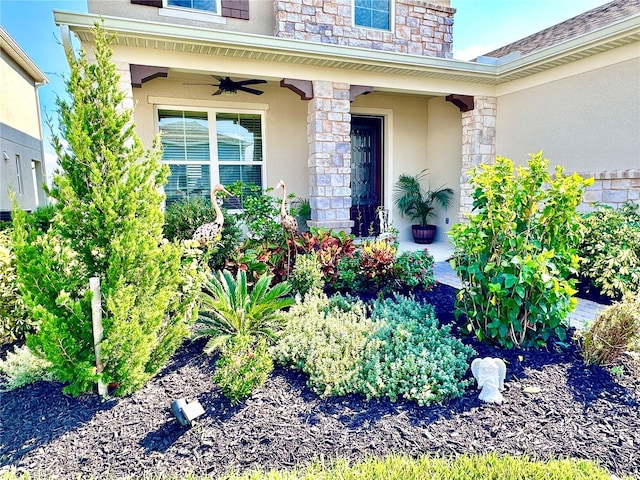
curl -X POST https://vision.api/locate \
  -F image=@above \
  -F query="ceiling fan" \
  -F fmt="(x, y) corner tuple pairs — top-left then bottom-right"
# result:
(184, 76), (267, 96)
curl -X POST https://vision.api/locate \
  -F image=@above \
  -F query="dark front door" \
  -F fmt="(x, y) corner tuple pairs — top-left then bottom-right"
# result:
(350, 116), (383, 237)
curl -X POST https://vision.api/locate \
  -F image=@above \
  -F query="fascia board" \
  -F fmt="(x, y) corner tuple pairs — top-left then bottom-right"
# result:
(0, 26), (49, 85)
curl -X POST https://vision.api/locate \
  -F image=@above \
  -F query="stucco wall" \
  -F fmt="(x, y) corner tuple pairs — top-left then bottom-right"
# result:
(131, 76), (310, 201)
(0, 55), (41, 138)
(88, 0), (274, 35)
(495, 58), (640, 173)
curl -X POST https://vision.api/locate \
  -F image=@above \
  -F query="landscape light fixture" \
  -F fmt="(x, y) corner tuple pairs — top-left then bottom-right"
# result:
(171, 398), (205, 427)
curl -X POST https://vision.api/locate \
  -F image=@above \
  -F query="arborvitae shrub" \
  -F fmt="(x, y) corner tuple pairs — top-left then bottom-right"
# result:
(13, 24), (203, 396)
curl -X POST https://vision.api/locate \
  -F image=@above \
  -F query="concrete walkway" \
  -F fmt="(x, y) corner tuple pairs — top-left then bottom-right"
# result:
(433, 261), (606, 330)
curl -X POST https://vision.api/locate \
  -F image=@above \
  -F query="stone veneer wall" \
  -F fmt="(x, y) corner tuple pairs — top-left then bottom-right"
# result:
(307, 80), (355, 232)
(577, 169), (640, 212)
(459, 96), (497, 216)
(274, 0), (454, 58)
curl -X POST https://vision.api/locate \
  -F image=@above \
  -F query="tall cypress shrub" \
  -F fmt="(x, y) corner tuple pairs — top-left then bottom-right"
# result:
(13, 23), (202, 396)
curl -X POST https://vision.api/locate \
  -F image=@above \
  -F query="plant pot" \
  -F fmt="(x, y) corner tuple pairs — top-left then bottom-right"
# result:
(412, 224), (436, 244)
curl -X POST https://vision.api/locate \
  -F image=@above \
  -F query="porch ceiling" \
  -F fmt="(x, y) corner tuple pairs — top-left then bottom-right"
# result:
(54, 10), (640, 88)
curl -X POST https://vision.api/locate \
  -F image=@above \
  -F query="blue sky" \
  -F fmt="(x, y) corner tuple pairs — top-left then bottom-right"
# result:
(1, 0), (608, 166)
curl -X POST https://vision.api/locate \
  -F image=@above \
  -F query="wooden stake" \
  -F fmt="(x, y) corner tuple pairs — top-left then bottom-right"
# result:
(90, 277), (107, 396)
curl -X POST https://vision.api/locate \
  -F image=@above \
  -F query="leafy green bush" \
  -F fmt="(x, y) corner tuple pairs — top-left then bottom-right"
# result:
(13, 24), (203, 396)
(270, 294), (373, 397)
(0, 344), (55, 391)
(163, 196), (242, 271)
(578, 202), (640, 299)
(289, 253), (324, 298)
(213, 334), (273, 405)
(394, 248), (435, 290)
(196, 270), (293, 354)
(0, 230), (32, 344)
(357, 296), (474, 405)
(580, 295), (640, 366)
(450, 152), (592, 348)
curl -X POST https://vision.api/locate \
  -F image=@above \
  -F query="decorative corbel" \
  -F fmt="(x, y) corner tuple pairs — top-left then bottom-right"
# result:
(280, 78), (314, 100)
(446, 94), (475, 112)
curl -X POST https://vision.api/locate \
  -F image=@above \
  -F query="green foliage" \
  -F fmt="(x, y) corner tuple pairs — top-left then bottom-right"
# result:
(220, 452), (622, 480)
(578, 202), (640, 299)
(394, 248), (435, 290)
(357, 296), (474, 406)
(393, 169), (454, 226)
(0, 230), (32, 344)
(163, 196), (242, 271)
(272, 294), (473, 405)
(580, 296), (640, 366)
(289, 253), (324, 298)
(240, 184), (286, 246)
(270, 294), (372, 397)
(450, 152), (592, 349)
(213, 334), (273, 405)
(13, 24), (202, 396)
(196, 269), (293, 354)
(0, 345), (55, 391)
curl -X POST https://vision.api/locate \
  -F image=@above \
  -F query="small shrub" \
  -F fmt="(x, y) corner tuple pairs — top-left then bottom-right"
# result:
(580, 296), (640, 365)
(295, 227), (356, 281)
(213, 335), (273, 405)
(356, 296), (475, 405)
(450, 152), (592, 348)
(334, 252), (364, 292)
(289, 253), (324, 298)
(0, 230), (32, 344)
(196, 270), (293, 354)
(358, 239), (397, 292)
(163, 196), (242, 271)
(270, 294), (372, 397)
(0, 345), (55, 391)
(578, 202), (640, 299)
(394, 248), (435, 290)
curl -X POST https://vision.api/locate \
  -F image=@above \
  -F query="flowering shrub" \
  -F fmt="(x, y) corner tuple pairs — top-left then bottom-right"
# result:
(394, 249), (435, 290)
(213, 335), (273, 405)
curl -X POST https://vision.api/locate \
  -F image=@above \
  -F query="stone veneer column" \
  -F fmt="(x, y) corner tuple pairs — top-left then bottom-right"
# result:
(459, 96), (497, 217)
(114, 61), (136, 113)
(307, 80), (354, 233)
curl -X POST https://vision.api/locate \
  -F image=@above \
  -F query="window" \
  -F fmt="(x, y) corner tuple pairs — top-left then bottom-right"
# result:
(354, 0), (391, 30)
(166, 0), (218, 14)
(158, 108), (264, 208)
(15, 155), (24, 195)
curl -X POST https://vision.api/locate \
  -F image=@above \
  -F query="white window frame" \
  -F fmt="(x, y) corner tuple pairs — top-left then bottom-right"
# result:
(160, 0), (225, 24)
(15, 155), (24, 195)
(156, 104), (267, 211)
(352, 0), (394, 32)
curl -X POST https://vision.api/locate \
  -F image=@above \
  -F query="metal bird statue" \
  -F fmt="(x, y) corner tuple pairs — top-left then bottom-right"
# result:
(275, 180), (298, 236)
(193, 184), (230, 245)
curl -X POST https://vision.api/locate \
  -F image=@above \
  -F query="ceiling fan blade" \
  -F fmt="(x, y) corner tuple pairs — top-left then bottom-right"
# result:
(183, 82), (214, 85)
(214, 75), (226, 82)
(235, 79), (267, 86)
(212, 89), (223, 96)
(237, 86), (264, 95)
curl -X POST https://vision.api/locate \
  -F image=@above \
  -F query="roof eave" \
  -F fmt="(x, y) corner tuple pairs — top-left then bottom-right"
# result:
(0, 26), (49, 85)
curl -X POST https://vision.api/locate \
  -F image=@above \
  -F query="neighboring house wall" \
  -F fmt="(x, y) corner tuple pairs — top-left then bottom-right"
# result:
(274, 0), (455, 58)
(88, 0), (275, 35)
(0, 27), (48, 217)
(494, 47), (640, 212)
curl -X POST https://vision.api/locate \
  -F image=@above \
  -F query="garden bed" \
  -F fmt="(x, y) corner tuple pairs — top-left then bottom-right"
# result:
(1, 284), (639, 479)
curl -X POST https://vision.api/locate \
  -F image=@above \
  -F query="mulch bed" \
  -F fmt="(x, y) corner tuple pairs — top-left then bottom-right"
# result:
(1, 283), (639, 479)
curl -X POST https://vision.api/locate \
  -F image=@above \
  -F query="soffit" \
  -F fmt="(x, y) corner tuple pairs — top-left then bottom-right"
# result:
(54, 11), (640, 87)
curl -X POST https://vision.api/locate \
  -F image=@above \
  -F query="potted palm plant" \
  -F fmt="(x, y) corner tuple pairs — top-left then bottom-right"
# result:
(393, 169), (454, 244)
